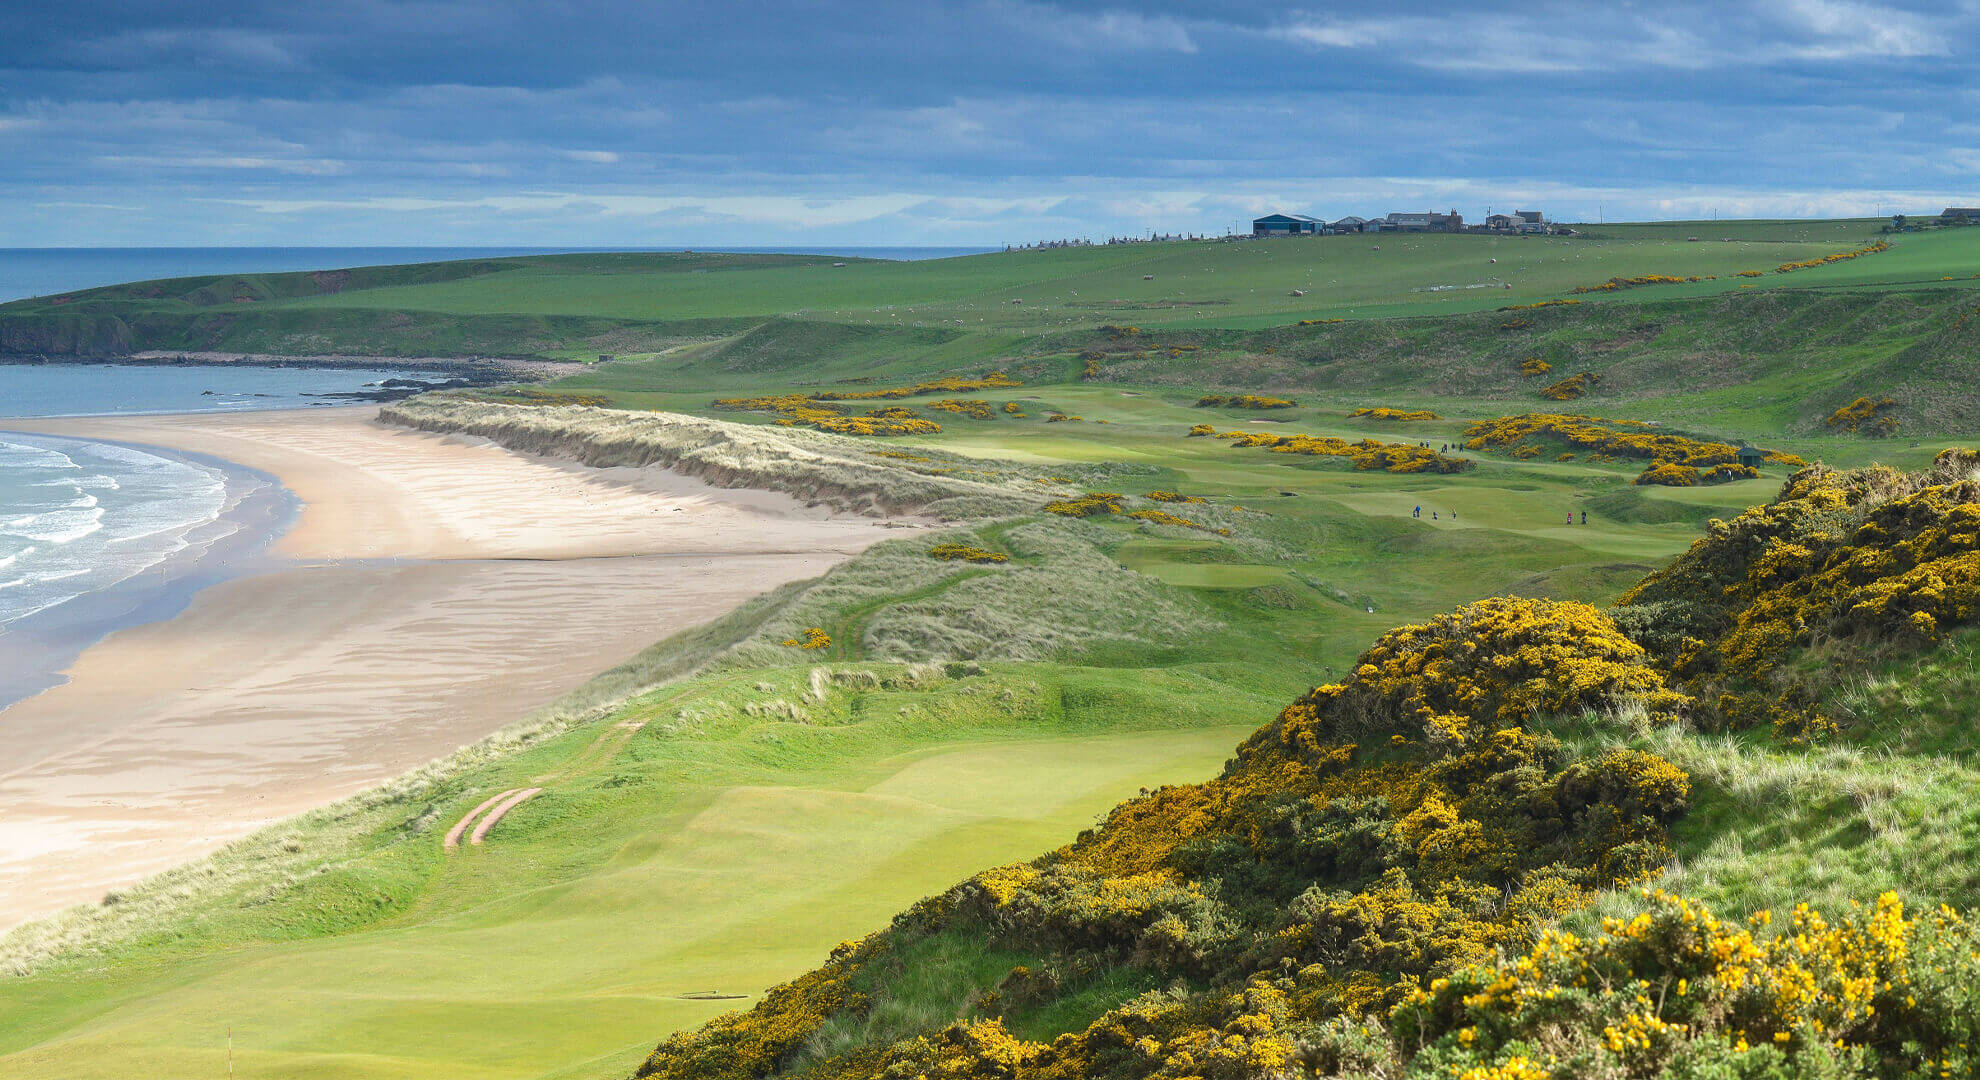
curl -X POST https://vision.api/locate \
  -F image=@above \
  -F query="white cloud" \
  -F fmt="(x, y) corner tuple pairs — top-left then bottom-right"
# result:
(81, 28), (305, 70)
(1282, 18), (1403, 50)
(990, 1), (1199, 53)
(1769, 0), (1949, 58)
(562, 150), (621, 164)
(98, 155), (347, 175)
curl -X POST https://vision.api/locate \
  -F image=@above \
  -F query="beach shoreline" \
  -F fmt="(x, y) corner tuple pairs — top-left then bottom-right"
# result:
(0, 431), (296, 712)
(0, 406), (907, 929)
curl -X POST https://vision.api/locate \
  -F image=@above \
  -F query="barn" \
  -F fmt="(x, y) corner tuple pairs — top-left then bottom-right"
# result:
(1252, 213), (1323, 237)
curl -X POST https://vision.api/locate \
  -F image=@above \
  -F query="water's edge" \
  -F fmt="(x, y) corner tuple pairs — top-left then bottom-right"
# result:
(0, 433), (298, 712)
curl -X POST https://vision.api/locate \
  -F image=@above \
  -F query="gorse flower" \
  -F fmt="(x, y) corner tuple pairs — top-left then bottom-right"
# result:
(1198, 395), (1298, 409)
(1349, 407), (1441, 421)
(779, 627), (831, 650)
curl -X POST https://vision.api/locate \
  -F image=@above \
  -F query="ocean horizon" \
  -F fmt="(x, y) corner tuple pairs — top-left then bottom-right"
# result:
(0, 245), (1001, 304)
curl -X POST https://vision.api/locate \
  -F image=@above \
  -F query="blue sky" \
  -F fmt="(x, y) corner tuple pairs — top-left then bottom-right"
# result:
(1, 1), (1976, 246)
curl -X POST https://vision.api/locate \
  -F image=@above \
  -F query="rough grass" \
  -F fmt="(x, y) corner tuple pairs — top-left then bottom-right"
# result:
(379, 397), (1038, 517)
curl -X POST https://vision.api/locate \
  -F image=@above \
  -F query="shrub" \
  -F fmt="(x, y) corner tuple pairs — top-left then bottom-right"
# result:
(1572, 273), (1689, 294)
(1197, 395), (1298, 409)
(1145, 490), (1206, 504)
(1348, 408), (1441, 421)
(929, 543), (1007, 563)
(1519, 357), (1553, 377)
(927, 399), (996, 420)
(487, 387), (613, 407)
(1701, 462), (1760, 483)
(780, 627), (831, 650)
(1616, 450), (1980, 727)
(1539, 371), (1598, 401)
(1827, 396), (1899, 436)
(1394, 888), (1980, 1079)
(1127, 509), (1231, 536)
(1465, 414), (1772, 469)
(1635, 462), (1700, 487)
(1775, 239), (1891, 273)
(713, 394), (943, 436)
(1043, 492), (1125, 517)
(809, 372), (1021, 401)
(1198, 427), (1474, 474)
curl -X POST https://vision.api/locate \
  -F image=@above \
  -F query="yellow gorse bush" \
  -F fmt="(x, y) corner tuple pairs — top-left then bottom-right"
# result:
(1395, 888), (1980, 1077)
(1827, 396), (1900, 436)
(1520, 357), (1553, 377)
(1572, 273), (1692, 294)
(780, 627), (831, 650)
(1349, 407), (1442, 421)
(927, 399), (997, 420)
(1042, 491), (1125, 517)
(487, 387), (614, 407)
(1776, 239), (1891, 273)
(1195, 427), (1474, 474)
(1635, 462), (1700, 487)
(715, 374), (1022, 435)
(1539, 371), (1598, 400)
(929, 543), (1008, 563)
(1127, 509), (1232, 536)
(809, 372), (1021, 401)
(1464, 414), (1799, 469)
(1616, 450), (1980, 732)
(1498, 298), (1582, 311)
(712, 394), (942, 436)
(1144, 490), (1207, 504)
(1197, 394), (1299, 409)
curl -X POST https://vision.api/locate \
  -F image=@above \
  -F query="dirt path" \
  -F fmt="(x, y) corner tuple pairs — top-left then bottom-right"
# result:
(443, 790), (521, 851)
(469, 788), (542, 845)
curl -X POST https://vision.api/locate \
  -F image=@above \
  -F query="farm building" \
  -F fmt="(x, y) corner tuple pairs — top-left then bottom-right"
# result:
(1330, 215), (1370, 233)
(1384, 210), (1464, 233)
(1252, 213), (1323, 236)
(1943, 208), (1980, 224)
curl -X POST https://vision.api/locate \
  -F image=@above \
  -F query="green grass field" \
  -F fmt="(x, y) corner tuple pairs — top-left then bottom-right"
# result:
(6, 220), (1980, 1079)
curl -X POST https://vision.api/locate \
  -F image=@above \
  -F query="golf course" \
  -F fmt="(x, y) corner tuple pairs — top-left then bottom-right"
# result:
(5, 219), (1980, 1079)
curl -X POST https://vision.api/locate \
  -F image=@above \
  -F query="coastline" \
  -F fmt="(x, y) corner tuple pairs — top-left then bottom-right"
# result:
(0, 432), (296, 712)
(0, 406), (909, 929)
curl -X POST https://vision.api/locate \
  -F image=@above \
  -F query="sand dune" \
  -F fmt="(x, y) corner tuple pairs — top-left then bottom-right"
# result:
(0, 408), (908, 928)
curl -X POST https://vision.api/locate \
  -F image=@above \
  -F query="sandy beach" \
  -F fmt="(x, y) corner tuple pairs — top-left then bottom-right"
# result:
(0, 408), (904, 929)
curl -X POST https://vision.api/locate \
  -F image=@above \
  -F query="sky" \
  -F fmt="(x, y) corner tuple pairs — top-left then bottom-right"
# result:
(1, 0), (1977, 246)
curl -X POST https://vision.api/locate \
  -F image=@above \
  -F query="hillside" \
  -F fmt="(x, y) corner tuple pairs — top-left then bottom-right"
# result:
(631, 450), (1980, 1080)
(8, 224), (1972, 436)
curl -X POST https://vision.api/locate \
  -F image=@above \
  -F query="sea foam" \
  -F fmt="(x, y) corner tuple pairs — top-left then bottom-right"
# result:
(0, 437), (233, 627)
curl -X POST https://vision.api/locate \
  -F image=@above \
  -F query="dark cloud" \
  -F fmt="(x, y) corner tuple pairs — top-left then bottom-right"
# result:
(0, 1), (1975, 243)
